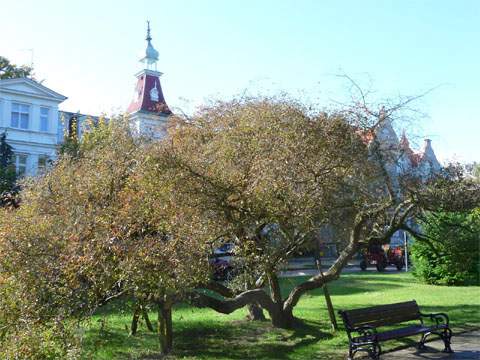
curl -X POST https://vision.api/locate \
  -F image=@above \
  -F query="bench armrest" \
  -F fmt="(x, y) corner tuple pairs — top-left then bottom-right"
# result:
(420, 312), (450, 326)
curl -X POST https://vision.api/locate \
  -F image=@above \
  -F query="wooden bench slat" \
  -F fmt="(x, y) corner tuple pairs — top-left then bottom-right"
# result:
(342, 301), (420, 328)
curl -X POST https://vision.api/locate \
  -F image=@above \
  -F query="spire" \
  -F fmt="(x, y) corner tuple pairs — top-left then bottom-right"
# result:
(140, 20), (159, 70)
(146, 20), (152, 42)
(399, 130), (411, 150)
(127, 21), (171, 122)
(419, 138), (442, 174)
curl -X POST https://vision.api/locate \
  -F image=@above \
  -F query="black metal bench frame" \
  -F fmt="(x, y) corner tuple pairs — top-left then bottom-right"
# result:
(338, 300), (453, 360)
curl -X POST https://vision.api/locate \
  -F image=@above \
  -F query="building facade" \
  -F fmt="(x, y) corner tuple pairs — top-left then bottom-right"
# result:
(0, 78), (67, 176)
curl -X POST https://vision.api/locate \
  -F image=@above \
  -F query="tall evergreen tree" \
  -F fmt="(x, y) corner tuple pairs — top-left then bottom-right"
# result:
(0, 132), (16, 193)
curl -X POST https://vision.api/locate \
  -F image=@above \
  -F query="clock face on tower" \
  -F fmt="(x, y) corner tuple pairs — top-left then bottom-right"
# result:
(150, 82), (159, 102)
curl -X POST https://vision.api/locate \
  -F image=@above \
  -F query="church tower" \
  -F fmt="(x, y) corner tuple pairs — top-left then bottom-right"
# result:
(127, 21), (171, 138)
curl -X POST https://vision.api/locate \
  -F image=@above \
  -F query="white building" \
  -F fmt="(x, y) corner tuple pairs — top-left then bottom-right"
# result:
(0, 78), (67, 176)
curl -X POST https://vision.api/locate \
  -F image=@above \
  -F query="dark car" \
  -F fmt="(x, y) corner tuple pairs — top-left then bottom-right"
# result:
(209, 243), (235, 280)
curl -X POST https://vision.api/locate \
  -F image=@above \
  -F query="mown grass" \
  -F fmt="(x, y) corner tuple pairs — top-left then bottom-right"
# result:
(81, 272), (480, 359)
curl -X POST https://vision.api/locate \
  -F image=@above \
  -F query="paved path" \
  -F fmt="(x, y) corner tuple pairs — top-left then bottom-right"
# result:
(279, 266), (405, 277)
(384, 330), (480, 359)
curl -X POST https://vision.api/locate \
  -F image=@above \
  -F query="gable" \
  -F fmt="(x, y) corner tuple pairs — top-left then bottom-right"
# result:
(0, 78), (67, 102)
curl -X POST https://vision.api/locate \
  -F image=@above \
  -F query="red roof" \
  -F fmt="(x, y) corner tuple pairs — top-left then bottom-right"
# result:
(127, 72), (171, 115)
(400, 132), (424, 167)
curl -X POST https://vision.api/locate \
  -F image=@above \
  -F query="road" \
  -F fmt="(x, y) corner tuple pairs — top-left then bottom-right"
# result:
(279, 257), (408, 277)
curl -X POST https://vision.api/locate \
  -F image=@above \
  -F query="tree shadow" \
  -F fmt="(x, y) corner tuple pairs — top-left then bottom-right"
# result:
(168, 318), (333, 360)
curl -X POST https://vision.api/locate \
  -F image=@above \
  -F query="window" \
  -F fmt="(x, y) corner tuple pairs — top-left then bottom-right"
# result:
(15, 154), (27, 176)
(11, 103), (30, 129)
(37, 155), (48, 173)
(40, 107), (49, 132)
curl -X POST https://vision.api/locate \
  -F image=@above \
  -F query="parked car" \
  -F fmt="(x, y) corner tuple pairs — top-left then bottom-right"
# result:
(209, 243), (235, 280)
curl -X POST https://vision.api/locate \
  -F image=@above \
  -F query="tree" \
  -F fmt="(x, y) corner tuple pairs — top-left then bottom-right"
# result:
(411, 209), (480, 285)
(155, 96), (480, 328)
(0, 119), (210, 356)
(0, 56), (33, 79)
(0, 132), (16, 195)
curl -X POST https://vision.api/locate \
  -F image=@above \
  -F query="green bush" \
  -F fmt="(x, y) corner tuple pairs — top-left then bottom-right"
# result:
(0, 323), (81, 360)
(411, 209), (480, 285)
(0, 277), (81, 359)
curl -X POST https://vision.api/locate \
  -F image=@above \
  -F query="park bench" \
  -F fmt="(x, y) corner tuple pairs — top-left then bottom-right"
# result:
(338, 300), (452, 359)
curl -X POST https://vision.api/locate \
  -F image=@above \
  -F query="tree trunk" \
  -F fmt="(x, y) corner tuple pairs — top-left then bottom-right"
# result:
(270, 305), (296, 329)
(130, 306), (141, 336)
(246, 303), (266, 321)
(265, 272), (296, 328)
(268, 272), (283, 305)
(142, 306), (155, 332)
(157, 300), (173, 354)
(244, 277), (266, 321)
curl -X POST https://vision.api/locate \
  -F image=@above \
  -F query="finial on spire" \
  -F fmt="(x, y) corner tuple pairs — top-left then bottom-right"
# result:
(146, 20), (152, 42)
(140, 20), (159, 70)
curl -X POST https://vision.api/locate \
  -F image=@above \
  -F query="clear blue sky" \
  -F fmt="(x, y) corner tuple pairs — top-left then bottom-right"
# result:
(1, 0), (479, 163)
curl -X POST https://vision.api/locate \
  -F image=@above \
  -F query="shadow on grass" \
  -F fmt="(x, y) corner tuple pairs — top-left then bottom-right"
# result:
(82, 323), (159, 359)
(167, 318), (333, 360)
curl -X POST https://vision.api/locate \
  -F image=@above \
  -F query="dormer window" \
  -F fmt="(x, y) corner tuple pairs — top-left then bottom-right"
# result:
(11, 103), (30, 129)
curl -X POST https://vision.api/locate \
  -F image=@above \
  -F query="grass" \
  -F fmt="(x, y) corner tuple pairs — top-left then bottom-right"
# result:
(81, 272), (480, 359)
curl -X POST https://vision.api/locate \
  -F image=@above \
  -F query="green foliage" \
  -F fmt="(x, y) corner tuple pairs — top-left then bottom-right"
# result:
(0, 132), (16, 194)
(0, 275), (81, 359)
(0, 56), (33, 79)
(58, 116), (80, 157)
(411, 209), (480, 285)
(0, 118), (210, 357)
(164, 97), (373, 275)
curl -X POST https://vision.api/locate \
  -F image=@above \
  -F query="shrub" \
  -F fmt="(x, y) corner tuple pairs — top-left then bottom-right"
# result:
(411, 209), (480, 285)
(0, 276), (81, 360)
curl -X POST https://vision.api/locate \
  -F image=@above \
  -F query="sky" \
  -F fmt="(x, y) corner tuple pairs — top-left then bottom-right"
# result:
(1, 0), (479, 163)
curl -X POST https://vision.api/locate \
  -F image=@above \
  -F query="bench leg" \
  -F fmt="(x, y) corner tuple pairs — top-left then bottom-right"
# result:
(441, 328), (453, 353)
(417, 333), (428, 349)
(348, 345), (354, 360)
(367, 342), (381, 360)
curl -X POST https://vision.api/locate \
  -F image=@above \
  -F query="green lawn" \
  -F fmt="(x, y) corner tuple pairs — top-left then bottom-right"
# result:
(81, 272), (480, 359)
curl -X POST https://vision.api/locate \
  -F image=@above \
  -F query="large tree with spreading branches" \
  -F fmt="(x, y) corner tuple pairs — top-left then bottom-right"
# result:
(153, 95), (480, 328)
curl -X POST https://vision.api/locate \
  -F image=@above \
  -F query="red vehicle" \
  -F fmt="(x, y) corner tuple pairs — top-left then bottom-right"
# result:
(360, 244), (405, 272)
(387, 246), (405, 270)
